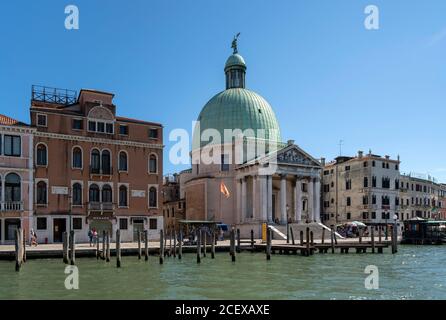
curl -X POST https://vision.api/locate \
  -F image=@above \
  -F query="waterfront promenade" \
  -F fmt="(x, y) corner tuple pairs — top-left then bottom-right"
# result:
(0, 236), (400, 260)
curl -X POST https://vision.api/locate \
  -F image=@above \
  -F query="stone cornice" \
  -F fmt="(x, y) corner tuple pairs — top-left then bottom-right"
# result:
(34, 131), (164, 149)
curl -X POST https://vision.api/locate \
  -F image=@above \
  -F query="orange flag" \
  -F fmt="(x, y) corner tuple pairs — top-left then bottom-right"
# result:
(220, 182), (230, 199)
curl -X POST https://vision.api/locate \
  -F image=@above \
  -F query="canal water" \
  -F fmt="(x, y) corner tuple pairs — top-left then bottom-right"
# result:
(0, 246), (445, 300)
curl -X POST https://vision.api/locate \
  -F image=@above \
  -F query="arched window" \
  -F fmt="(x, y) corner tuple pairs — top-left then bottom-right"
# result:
(102, 150), (111, 175)
(72, 147), (82, 169)
(149, 154), (157, 173)
(89, 184), (100, 202)
(72, 183), (82, 206)
(36, 181), (47, 205)
(36, 144), (47, 166)
(91, 149), (100, 174)
(5, 173), (21, 202)
(119, 185), (128, 207)
(119, 151), (128, 171)
(149, 187), (157, 208)
(102, 185), (112, 203)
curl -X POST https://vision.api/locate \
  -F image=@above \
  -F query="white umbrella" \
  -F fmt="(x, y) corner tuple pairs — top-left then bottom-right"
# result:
(352, 221), (367, 228)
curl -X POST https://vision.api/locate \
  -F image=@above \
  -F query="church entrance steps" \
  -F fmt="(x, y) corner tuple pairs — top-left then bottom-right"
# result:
(289, 222), (345, 241)
(269, 225), (287, 240)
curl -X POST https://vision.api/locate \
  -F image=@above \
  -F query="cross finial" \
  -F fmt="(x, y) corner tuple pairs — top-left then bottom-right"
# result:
(231, 33), (241, 54)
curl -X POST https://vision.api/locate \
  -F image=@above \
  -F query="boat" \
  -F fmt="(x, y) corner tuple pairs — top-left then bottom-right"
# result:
(402, 218), (446, 245)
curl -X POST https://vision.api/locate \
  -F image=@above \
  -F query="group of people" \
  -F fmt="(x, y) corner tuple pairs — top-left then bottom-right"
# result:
(88, 228), (98, 246)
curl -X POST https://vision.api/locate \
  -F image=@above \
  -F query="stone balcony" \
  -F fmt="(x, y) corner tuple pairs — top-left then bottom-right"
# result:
(0, 201), (24, 212)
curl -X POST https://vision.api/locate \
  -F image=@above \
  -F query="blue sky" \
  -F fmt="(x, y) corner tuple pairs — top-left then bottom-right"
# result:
(0, 0), (445, 181)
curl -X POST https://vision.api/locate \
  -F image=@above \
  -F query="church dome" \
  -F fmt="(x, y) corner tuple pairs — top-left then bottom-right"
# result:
(225, 54), (246, 70)
(194, 88), (281, 149)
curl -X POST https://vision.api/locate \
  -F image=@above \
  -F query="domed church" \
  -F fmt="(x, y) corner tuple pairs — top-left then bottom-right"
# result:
(180, 37), (323, 237)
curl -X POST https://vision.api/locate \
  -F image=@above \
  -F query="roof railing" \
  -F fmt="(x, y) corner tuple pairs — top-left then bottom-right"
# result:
(31, 85), (77, 105)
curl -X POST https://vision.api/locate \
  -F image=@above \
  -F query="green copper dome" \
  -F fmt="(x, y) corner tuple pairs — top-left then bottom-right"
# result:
(193, 48), (281, 150)
(194, 88), (281, 148)
(225, 54), (246, 69)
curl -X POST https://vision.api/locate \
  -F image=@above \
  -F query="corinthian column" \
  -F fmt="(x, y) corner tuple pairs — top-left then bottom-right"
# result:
(314, 178), (321, 223)
(280, 175), (287, 224)
(267, 175), (273, 222)
(308, 178), (314, 222)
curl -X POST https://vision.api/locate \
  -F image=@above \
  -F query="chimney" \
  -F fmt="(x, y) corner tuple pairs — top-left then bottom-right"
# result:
(287, 140), (295, 146)
(358, 150), (363, 158)
(385, 155), (390, 160)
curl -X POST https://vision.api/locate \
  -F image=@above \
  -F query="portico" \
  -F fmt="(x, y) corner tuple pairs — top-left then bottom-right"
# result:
(235, 144), (322, 226)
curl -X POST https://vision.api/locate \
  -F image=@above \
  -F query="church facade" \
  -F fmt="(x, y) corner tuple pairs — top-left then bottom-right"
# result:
(180, 41), (323, 237)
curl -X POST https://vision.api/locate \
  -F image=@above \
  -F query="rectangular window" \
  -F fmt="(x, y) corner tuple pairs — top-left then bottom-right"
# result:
(88, 121), (96, 132)
(119, 125), (129, 135)
(345, 166), (350, 171)
(4, 135), (21, 157)
(106, 123), (113, 134)
(73, 218), (83, 230)
(97, 122), (105, 133)
(346, 179), (352, 190)
(149, 218), (157, 230)
(346, 197), (351, 206)
(371, 212), (376, 219)
(149, 128), (158, 139)
(72, 119), (83, 130)
(119, 218), (128, 230)
(37, 217), (47, 230)
(37, 114), (47, 127)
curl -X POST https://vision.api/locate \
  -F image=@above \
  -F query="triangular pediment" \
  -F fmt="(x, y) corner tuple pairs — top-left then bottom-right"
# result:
(235, 143), (322, 170)
(275, 145), (321, 167)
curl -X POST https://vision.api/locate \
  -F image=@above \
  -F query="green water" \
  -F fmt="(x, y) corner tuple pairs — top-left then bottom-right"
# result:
(0, 246), (445, 300)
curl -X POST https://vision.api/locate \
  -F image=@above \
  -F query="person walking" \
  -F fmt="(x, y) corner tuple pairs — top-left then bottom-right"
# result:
(88, 228), (96, 247)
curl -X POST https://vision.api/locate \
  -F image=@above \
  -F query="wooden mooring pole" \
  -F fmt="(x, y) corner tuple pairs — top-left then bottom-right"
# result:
(15, 228), (23, 272)
(330, 226), (335, 254)
(266, 227), (272, 260)
(305, 227), (310, 256)
(300, 230), (304, 246)
(197, 229), (201, 264)
(102, 230), (106, 260)
(390, 225), (395, 254)
(159, 229), (164, 264)
(378, 225), (382, 243)
(178, 230), (183, 260)
(96, 233), (100, 260)
(116, 229), (121, 268)
(211, 230), (216, 259)
(203, 230), (207, 258)
(236, 229), (241, 253)
(251, 229), (255, 249)
(106, 231), (111, 262)
(230, 228), (236, 262)
(144, 230), (149, 261)
(22, 231), (26, 263)
(62, 231), (69, 264)
(321, 228), (325, 244)
(173, 229), (177, 258)
(290, 226), (295, 245)
(169, 229), (173, 257)
(70, 230), (76, 265)
(137, 231), (142, 260)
